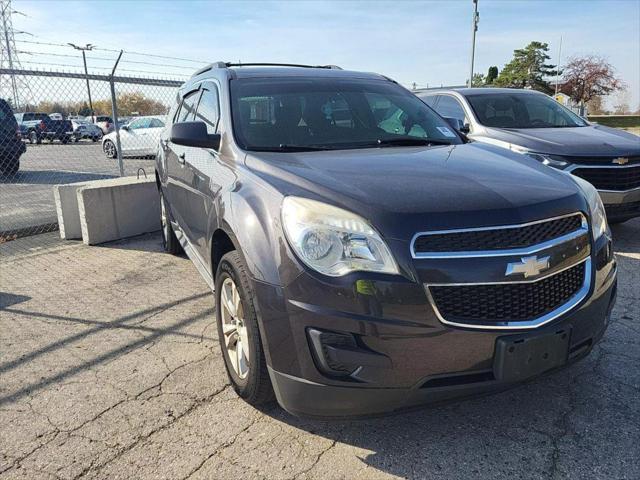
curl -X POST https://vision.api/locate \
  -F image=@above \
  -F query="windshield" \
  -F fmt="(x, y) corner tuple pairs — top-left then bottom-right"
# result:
(230, 77), (462, 151)
(466, 92), (588, 129)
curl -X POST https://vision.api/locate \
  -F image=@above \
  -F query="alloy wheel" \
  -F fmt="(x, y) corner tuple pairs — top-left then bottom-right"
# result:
(220, 277), (250, 379)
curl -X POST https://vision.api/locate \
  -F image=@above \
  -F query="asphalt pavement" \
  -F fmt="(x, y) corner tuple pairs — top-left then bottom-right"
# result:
(0, 217), (638, 480)
(0, 142), (156, 233)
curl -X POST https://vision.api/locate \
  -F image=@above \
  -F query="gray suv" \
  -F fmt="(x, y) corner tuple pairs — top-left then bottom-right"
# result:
(417, 88), (640, 223)
(156, 64), (616, 417)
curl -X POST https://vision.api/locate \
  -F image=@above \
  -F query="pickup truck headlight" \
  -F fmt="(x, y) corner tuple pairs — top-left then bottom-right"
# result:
(282, 196), (399, 277)
(573, 177), (608, 240)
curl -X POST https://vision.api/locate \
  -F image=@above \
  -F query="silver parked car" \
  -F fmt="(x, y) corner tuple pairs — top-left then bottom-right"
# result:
(417, 88), (640, 223)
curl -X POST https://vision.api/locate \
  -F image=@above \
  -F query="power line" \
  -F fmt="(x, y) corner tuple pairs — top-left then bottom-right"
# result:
(17, 49), (197, 69)
(18, 59), (189, 77)
(16, 37), (208, 66)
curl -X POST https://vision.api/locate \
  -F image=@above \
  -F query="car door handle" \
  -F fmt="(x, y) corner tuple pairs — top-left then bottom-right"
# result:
(178, 153), (186, 164)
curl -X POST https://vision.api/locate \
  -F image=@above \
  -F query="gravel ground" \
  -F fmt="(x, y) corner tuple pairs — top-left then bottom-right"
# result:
(0, 218), (638, 480)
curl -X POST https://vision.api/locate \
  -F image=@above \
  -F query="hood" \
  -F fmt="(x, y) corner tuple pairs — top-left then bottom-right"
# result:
(245, 143), (587, 241)
(481, 124), (640, 158)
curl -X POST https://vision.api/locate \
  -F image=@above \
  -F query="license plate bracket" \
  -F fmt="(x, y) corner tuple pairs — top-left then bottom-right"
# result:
(493, 328), (571, 382)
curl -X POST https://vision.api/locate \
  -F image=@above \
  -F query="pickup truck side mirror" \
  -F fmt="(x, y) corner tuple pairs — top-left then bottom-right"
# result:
(170, 121), (220, 150)
(121, 125), (129, 131)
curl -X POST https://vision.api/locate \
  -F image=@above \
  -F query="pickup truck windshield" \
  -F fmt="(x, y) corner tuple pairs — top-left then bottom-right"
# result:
(230, 78), (462, 151)
(466, 93), (588, 129)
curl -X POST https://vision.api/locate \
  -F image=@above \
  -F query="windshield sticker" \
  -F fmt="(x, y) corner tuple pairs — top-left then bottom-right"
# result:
(436, 126), (457, 138)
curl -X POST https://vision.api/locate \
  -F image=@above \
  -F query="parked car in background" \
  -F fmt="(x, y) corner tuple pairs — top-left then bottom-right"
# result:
(155, 63), (617, 418)
(416, 88), (640, 223)
(102, 115), (165, 158)
(0, 99), (26, 175)
(71, 119), (103, 142)
(49, 112), (63, 120)
(87, 115), (114, 134)
(14, 112), (74, 144)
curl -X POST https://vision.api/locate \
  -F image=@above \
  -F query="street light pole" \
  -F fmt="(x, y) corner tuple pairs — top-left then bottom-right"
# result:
(468, 0), (479, 88)
(68, 43), (95, 121)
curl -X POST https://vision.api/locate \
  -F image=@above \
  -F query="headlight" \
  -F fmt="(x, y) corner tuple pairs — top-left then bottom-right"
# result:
(573, 177), (608, 240)
(518, 151), (569, 169)
(281, 196), (399, 277)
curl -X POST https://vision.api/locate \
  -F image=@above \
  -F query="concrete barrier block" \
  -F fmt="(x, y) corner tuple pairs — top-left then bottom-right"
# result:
(77, 177), (160, 245)
(54, 182), (87, 240)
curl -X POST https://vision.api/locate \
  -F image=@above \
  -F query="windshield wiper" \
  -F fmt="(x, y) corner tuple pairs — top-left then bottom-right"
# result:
(254, 144), (333, 152)
(375, 138), (453, 147)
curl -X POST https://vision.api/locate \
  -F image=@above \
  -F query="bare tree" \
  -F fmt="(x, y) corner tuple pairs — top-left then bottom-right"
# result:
(613, 89), (631, 115)
(587, 95), (606, 115)
(561, 55), (624, 109)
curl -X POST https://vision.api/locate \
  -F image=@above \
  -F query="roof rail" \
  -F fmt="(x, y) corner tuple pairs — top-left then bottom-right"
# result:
(225, 63), (342, 70)
(191, 62), (343, 78)
(190, 62), (228, 78)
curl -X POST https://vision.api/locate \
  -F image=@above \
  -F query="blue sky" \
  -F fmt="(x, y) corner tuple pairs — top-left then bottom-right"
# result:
(12, 0), (640, 108)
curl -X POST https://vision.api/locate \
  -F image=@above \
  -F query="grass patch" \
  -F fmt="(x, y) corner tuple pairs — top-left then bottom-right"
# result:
(588, 115), (640, 129)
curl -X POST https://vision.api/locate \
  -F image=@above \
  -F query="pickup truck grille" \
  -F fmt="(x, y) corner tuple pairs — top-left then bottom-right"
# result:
(429, 262), (586, 325)
(571, 165), (640, 191)
(413, 213), (583, 254)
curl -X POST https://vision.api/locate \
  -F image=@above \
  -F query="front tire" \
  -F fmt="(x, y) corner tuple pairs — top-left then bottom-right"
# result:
(103, 140), (116, 159)
(215, 251), (274, 406)
(29, 131), (39, 144)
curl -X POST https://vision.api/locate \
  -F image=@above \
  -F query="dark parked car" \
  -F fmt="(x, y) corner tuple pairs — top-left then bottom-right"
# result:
(14, 112), (74, 144)
(416, 88), (640, 223)
(0, 99), (26, 175)
(156, 63), (617, 417)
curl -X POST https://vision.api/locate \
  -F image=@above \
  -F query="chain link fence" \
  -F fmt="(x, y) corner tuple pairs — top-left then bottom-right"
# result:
(0, 68), (182, 242)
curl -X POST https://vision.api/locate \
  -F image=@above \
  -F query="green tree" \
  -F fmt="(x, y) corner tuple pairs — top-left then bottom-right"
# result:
(486, 66), (499, 84)
(471, 73), (486, 87)
(495, 41), (558, 93)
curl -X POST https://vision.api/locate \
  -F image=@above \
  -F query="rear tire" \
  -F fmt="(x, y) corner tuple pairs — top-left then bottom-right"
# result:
(215, 251), (274, 406)
(160, 190), (181, 254)
(29, 131), (39, 144)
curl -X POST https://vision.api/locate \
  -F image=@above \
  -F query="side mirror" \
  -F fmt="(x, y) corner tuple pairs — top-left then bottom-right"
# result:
(121, 125), (129, 131)
(170, 121), (220, 150)
(460, 123), (471, 134)
(443, 117), (464, 131)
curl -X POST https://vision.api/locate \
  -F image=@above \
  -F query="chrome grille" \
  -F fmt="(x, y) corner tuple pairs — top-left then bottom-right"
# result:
(429, 262), (586, 325)
(572, 165), (640, 191)
(413, 214), (583, 254)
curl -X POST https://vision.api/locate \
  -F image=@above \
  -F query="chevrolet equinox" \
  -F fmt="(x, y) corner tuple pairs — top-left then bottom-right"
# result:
(155, 63), (617, 417)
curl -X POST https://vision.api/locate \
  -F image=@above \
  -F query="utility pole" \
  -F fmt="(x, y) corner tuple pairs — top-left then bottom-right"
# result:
(468, 0), (479, 88)
(68, 43), (95, 121)
(0, 0), (31, 109)
(554, 36), (563, 97)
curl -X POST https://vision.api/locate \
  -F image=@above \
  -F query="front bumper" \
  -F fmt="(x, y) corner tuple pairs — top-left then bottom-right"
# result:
(599, 188), (640, 221)
(254, 249), (617, 418)
(565, 164), (640, 221)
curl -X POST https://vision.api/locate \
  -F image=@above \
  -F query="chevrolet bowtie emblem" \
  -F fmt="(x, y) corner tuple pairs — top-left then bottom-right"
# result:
(612, 157), (629, 165)
(505, 255), (550, 278)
